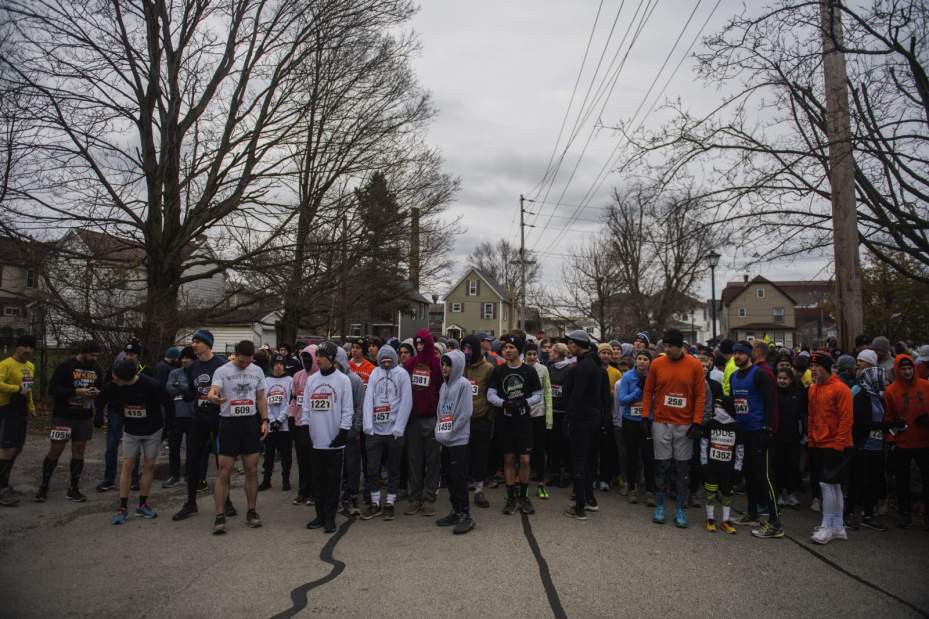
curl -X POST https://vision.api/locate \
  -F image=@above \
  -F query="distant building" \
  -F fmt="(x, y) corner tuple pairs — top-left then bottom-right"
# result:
(0, 236), (45, 345)
(178, 309), (281, 354)
(442, 267), (514, 339)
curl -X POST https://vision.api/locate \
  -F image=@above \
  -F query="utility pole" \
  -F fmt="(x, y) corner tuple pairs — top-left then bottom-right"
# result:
(820, 0), (863, 352)
(519, 194), (526, 330)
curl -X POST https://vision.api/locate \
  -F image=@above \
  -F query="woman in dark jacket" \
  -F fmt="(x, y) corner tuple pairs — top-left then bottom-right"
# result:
(772, 367), (807, 509)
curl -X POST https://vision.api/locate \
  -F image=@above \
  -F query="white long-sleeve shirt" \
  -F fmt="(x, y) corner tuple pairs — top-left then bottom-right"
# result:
(302, 369), (353, 450)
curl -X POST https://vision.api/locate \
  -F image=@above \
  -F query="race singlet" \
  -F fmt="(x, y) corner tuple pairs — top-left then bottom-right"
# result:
(230, 399), (255, 416)
(664, 394), (687, 409)
(734, 398), (748, 415)
(124, 404), (146, 419)
(374, 404), (391, 423)
(50, 426), (71, 441)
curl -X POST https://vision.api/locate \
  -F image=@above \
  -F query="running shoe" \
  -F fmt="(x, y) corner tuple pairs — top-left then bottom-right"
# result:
(382, 504), (395, 521)
(161, 477), (180, 489)
(751, 521), (784, 539)
(734, 512), (759, 527)
(564, 504), (588, 521)
(246, 510), (262, 528)
(586, 496), (599, 512)
(196, 481), (209, 493)
(212, 514), (226, 535)
(347, 496), (360, 516)
(810, 497), (821, 512)
(831, 526), (848, 541)
(135, 503), (157, 519)
(32, 485), (48, 502)
(324, 518), (336, 534)
(860, 515), (888, 532)
(646, 492), (657, 507)
(421, 503), (437, 517)
(96, 480), (115, 493)
(292, 495), (308, 505)
(172, 502), (198, 521)
(453, 513), (475, 534)
(361, 503), (382, 521)
(674, 507), (688, 528)
(519, 495), (535, 515)
(719, 520), (737, 534)
(474, 491), (490, 509)
(0, 487), (19, 506)
(502, 496), (518, 515)
(537, 485), (550, 500)
(306, 516), (324, 529)
(811, 525), (833, 545)
(224, 499), (237, 517)
(597, 481), (610, 491)
(436, 511), (457, 527)
(652, 504), (666, 524)
(785, 493), (801, 509)
(66, 487), (86, 502)
(705, 518), (717, 533)
(404, 502), (423, 516)
(112, 508), (128, 525)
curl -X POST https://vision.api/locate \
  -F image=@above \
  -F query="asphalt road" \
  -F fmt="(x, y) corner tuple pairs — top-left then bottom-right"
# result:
(1, 434), (928, 618)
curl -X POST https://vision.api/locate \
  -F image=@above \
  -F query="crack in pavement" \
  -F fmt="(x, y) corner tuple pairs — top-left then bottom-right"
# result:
(520, 512), (568, 619)
(270, 517), (355, 619)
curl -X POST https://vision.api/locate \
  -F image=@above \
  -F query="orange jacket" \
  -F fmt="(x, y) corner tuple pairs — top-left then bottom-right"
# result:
(807, 375), (852, 450)
(643, 353), (705, 425)
(884, 355), (929, 449)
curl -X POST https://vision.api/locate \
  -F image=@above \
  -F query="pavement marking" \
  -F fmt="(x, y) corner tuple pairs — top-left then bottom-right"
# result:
(270, 516), (356, 619)
(520, 511), (567, 619)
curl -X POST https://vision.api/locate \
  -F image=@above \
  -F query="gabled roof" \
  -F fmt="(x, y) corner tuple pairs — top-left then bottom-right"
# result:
(721, 275), (798, 307)
(447, 266), (509, 302)
(0, 236), (51, 267)
(64, 229), (210, 264)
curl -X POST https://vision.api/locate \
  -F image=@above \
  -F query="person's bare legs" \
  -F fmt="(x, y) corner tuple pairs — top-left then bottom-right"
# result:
(214, 455), (235, 515)
(242, 453), (259, 510)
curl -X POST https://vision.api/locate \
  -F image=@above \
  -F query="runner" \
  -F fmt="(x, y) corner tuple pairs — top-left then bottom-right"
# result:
(403, 328), (443, 517)
(525, 342), (553, 500)
(335, 346), (364, 516)
(596, 343), (622, 492)
(617, 351), (656, 506)
(36, 340), (103, 503)
(847, 365), (893, 531)
(172, 330), (231, 521)
(260, 354), (293, 492)
(487, 334), (542, 516)
(633, 332), (650, 354)
(883, 354), (929, 529)
(163, 346), (200, 489)
(366, 337), (382, 364)
(398, 341), (415, 366)
(277, 343), (302, 377)
(0, 335), (36, 506)
(700, 392), (744, 534)
(562, 330), (610, 520)
(434, 349), (475, 534)
(349, 339), (375, 384)
(771, 367), (806, 509)
(302, 342), (353, 534)
(461, 335), (495, 508)
(642, 328), (706, 528)
(96, 340), (147, 492)
(546, 343), (573, 489)
(208, 340), (268, 534)
(361, 345), (412, 520)
(106, 359), (165, 524)
(288, 344), (317, 505)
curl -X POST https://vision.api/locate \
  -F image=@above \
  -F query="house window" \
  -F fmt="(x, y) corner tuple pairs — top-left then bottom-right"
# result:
(585, 327), (595, 335)
(467, 280), (478, 296)
(450, 302), (462, 313)
(773, 307), (785, 323)
(756, 288), (765, 299)
(26, 270), (37, 288)
(3, 306), (21, 316)
(738, 308), (747, 318)
(482, 302), (495, 320)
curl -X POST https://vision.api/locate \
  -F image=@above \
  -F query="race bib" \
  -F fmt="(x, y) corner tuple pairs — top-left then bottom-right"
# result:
(709, 445), (733, 462)
(310, 393), (332, 412)
(551, 384), (563, 398)
(296, 394), (304, 407)
(734, 398), (748, 415)
(869, 429), (883, 442)
(50, 426), (71, 441)
(230, 399), (255, 416)
(470, 380), (479, 397)
(124, 404), (146, 419)
(412, 369), (430, 388)
(630, 405), (643, 418)
(374, 405), (391, 423)
(197, 395), (211, 408)
(268, 394), (284, 406)
(438, 414), (453, 433)
(664, 394), (687, 409)
(21, 375), (34, 393)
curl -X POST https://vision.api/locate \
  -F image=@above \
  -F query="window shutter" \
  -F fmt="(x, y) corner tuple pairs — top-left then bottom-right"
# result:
(476, 280), (480, 296)
(493, 303), (497, 319)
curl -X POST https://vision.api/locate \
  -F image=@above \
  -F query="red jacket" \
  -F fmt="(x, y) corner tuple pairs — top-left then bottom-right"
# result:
(807, 375), (852, 451)
(403, 329), (442, 418)
(884, 355), (929, 449)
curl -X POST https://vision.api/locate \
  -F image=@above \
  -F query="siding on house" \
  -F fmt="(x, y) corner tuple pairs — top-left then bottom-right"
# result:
(443, 268), (512, 337)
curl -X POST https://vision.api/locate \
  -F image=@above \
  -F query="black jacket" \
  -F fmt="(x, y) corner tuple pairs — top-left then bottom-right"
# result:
(564, 349), (611, 423)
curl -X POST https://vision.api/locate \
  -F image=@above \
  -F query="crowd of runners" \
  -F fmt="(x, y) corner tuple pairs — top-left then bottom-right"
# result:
(0, 327), (927, 545)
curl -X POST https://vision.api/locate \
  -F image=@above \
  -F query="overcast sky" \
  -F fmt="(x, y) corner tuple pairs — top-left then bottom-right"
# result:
(410, 1), (832, 300)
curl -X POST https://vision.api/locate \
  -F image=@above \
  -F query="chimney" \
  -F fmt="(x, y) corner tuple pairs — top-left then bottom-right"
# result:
(743, 274), (749, 283)
(409, 207), (420, 290)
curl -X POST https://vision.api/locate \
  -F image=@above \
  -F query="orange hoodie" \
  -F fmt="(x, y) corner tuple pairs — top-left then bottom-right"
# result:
(807, 374), (852, 450)
(883, 354), (929, 449)
(642, 353), (705, 425)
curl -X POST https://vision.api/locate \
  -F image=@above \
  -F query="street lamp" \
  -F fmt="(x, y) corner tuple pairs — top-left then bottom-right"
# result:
(707, 250), (721, 344)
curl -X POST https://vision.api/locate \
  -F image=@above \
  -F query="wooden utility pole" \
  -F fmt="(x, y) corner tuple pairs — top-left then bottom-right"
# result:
(519, 195), (526, 330)
(820, 0), (863, 352)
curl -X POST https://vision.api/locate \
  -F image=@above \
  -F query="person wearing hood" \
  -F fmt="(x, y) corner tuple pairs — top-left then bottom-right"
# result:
(462, 334), (496, 508)
(617, 350), (656, 506)
(360, 345), (412, 521)
(525, 342), (553, 500)
(277, 343), (302, 377)
(402, 328), (444, 516)
(302, 341), (353, 534)
(883, 354), (929, 529)
(434, 350), (475, 534)
(288, 344), (317, 506)
(771, 367), (806, 510)
(546, 343), (574, 489)
(915, 345), (929, 380)
(807, 352), (853, 544)
(871, 336), (895, 383)
(333, 346), (366, 517)
(597, 343), (622, 492)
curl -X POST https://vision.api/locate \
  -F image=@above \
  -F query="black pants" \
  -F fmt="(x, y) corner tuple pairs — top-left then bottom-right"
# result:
(743, 431), (780, 524)
(848, 449), (883, 516)
(292, 423), (312, 498)
(893, 447), (929, 516)
(689, 435), (702, 495)
(341, 431), (362, 501)
(444, 444), (470, 514)
(548, 413), (571, 479)
(468, 417), (492, 485)
(622, 421), (655, 492)
(186, 411), (219, 504)
(263, 427), (293, 483)
(364, 433), (404, 502)
(168, 416), (191, 480)
(596, 424), (618, 483)
(530, 416), (548, 481)
(569, 417), (598, 512)
(310, 448), (343, 522)
(771, 434), (803, 495)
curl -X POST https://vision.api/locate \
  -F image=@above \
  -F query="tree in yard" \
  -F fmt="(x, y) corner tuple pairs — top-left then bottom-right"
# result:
(557, 233), (622, 342)
(466, 239), (540, 309)
(861, 251), (929, 344)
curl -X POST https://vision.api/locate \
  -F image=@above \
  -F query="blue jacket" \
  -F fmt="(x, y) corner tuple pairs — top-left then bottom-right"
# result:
(617, 369), (646, 423)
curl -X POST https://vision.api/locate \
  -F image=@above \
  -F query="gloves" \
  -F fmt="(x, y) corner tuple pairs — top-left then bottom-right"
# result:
(347, 428), (358, 441)
(329, 428), (348, 448)
(686, 423), (702, 440)
(916, 414), (929, 428)
(502, 400), (517, 416)
(503, 399), (529, 417)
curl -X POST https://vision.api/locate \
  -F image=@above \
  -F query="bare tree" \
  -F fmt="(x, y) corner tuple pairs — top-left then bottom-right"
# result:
(466, 239), (540, 308)
(557, 234), (622, 341)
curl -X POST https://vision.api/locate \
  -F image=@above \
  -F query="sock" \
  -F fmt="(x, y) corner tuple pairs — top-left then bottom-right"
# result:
(0, 459), (12, 489)
(834, 485), (845, 528)
(705, 504), (715, 520)
(69, 459), (84, 489)
(386, 493), (396, 506)
(819, 482), (834, 528)
(506, 484), (515, 499)
(656, 492), (665, 508)
(519, 483), (528, 498)
(41, 457), (58, 486)
(139, 495), (148, 506)
(475, 481), (484, 493)
(120, 497), (128, 510)
(372, 490), (381, 505)
(722, 505), (731, 522)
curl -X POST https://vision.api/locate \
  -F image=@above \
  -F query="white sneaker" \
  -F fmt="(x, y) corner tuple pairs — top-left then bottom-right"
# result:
(786, 493), (800, 508)
(831, 526), (848, 541)
(811, 526), (833, 544)
(777, 495), (787, 507)
(811, 498), (821, 513)
(878, 499), (888, 516)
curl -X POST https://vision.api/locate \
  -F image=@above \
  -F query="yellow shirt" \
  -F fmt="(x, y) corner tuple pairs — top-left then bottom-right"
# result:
(606, 365), (623, 393)
(801, 368), (813, 388)
(0, 356), (36, 413)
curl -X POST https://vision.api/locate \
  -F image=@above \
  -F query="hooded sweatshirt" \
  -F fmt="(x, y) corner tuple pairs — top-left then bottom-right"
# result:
(301, 365), (353, 450)
(528, 360), (554, 430)
(548, 358), (573, 414)
(462, 334), (495, 421)
(807, 374), (853, 451)
(336, 346), (365, 433)
(435, 350), (472, 447)
(165, 366), (194, 419)
(363, 345), (412, 437)
(403, 328), (442, 417)
(884, 354), (929, 449)
(288, 344), (318, 427)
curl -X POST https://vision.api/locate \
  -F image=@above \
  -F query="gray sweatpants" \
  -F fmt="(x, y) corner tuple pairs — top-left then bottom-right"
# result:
(652, 422), (692, 504)
(406, 416), (440, 504)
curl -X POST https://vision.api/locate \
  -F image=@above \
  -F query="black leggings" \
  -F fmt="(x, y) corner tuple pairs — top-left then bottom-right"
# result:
(743, 431), (780, 524)
(893, 447), (929, 516)
(530, 417), (548, 481)
(291, 423), (312, 498)
(469, 418), (492, 484)
(548, 413), (571, 478)
(770, 434), (803, 495)
(570, 418), (598, 511)
(847, 449), (882, 516)
(622, 421), (655, 492)
(310, 448), (343, 522)
(186, 411), (219, 504)
(263, 427), (293, 483)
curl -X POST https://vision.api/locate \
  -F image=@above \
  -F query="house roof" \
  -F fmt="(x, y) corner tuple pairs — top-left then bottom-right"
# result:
(192, 308), (280, 326)
(731, 322), (795, 331)
(447, 266), (509, 302)
(396, 280), (431, 306)
(0, 236), (51, 267)
(720, 275), (799, 307)
(65, 229), (208, 264)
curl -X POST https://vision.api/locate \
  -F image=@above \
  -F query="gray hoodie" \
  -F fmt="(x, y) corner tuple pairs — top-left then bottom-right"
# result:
(336, 346), (365, 432)
(436, 350), (472, 447)
(363, 345), (413, 438)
